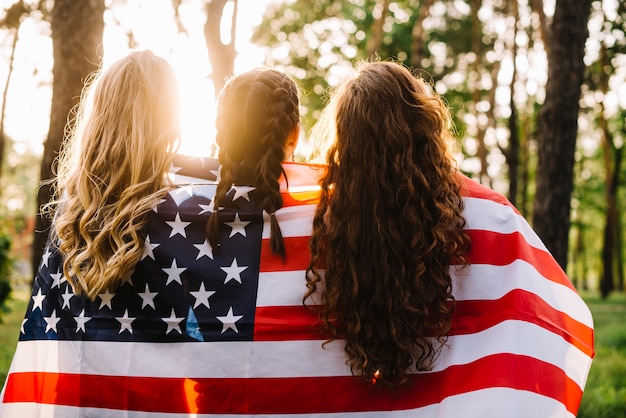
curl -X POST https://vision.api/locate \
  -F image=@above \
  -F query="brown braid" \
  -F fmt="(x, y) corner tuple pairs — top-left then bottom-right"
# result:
(206, 68), (299, 259)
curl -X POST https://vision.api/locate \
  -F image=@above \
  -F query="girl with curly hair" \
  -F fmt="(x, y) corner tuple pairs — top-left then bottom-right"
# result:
(306, 61), (472, 388)
(52, 49), (181, 300)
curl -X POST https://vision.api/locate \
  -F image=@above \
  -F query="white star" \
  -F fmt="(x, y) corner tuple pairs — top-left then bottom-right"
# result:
(221, 258), (248, 284)
(142, 236), (160, 260)
(210, 169), (220, 181)
(20, 318), (27, 334)
(193, 239), (214, 260)
(225, 213), (250, 238)
(217, 307), (243, 334)
(99, 289), (115, 310)
(31, 288), (45, 311)
(138, 283), (158, 309)
(61, 286), (73, 309)
(116, 309), (135, 334)
(166, 213), (191, 238)
(50, 271), (65, 288)
(190, 283), (216, 309)
(163, 259), (187, 285)
(162, 308), (185, 334)
(74, 309), (91, 333)
(198, 203), (212, 215)
(230, 185), (255, 201)
(41, 249), (52, 268)
(121, 271), (134, 287)
(44, 310), (61, 333)
(151, 198), (167, 213)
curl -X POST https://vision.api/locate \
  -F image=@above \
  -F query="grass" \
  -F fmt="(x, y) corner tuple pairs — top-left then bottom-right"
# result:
(0, 287), (29, 386)
(0, 288), (625, 415)
(578, 291), (626, 418)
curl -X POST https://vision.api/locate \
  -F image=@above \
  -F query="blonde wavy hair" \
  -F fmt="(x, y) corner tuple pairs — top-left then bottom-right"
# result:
(306, 61), (470, 388)
(50, 50), (181, 300)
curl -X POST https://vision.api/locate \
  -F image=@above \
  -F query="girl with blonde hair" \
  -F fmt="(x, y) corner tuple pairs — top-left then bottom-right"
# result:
(52, 49), (181, 299)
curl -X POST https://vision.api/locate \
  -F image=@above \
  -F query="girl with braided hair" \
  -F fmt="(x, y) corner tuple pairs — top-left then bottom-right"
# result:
(206, 68), (301, 259)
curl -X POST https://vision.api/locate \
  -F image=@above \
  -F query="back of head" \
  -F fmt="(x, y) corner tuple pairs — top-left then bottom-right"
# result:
(67, 50), (181, 190)
(307, 61), (470, 388)
(207, 68), (300, 259)
(54, 50), (181, 299)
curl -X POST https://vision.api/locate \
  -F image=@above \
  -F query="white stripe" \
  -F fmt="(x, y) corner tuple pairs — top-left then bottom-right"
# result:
(451, 260), (593, 327)
(256, 260), (592, 328)
(437, 321), (591, 390)
(0, 387), (574, 418)
(7, 320), (590, 386)
(285, 184), (321, 193)
(463, 196), (548, 251)
(257, 270), (308, 307)
(262, 204), (316, 239)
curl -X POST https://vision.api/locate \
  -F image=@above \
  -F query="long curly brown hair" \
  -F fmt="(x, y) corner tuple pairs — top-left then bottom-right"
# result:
(306, 61), (470, 388)
(206, 68), (300, 258)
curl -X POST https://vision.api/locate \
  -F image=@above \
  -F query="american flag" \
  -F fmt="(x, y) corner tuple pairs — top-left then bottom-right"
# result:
(1, 158), (593, 417)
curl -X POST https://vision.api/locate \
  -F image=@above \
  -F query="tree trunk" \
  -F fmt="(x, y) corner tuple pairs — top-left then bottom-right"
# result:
(409, 0), (435, 69)
(0, 0), (28, 194)
(31, 0), (104, 278)
(531, 0), (592, 270)
(598, 41), (621, 298)
(366, 0), (390, 59)
(0, 28), (19, 192)
(505, 0), (520, 207)
(204, 0), (238, 95)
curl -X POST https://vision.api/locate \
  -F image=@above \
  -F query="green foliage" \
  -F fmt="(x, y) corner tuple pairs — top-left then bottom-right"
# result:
(577, 293), (626, 417)
(252, 0), (543, 188)
(0, 289), (27, 386)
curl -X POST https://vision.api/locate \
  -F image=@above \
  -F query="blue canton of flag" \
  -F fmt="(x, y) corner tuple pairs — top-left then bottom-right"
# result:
(21, 167), (265, 344)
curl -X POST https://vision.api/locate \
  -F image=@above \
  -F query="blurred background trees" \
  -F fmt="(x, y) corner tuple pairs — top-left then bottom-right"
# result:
(252, 0), (625, 296)
(0, 0), (624, 304)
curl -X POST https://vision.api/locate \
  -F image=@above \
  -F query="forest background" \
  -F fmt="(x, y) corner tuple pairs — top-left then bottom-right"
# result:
(2, 0), (622, 299)
(0, 0), (625, 416)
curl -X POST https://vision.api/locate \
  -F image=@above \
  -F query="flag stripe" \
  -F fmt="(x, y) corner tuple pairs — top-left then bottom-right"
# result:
(2, 353), (582, 415)
(0, 388), (574, 418)
(256, 261), (592, 328)
(259, 229), (575, 289)
(3, 320), (591, 387)
(1, 170), (593, 417)
(253, 289), (593, 358)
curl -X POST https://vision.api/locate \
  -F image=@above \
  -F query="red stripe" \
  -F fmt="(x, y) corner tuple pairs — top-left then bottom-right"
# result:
(254, 305), (327, 341)
(280, 162), (323, 207)
(466, 229), (574, 290)
(281, 190), (320, 207)
(260, 236), (311, 272)
(259, 230), (572, 291)
(254, 289), (593, 357)
(451, 289), (594, 357)
(2, 354), (581, 414)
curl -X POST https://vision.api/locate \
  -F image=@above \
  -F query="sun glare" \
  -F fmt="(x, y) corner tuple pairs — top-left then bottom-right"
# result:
(100, 0), (274, 158)
(1, 0), (274, 159)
